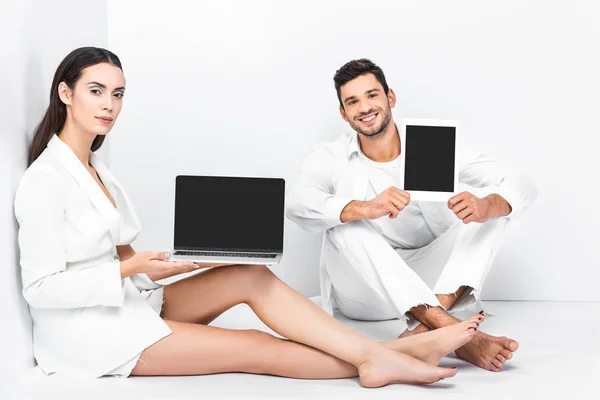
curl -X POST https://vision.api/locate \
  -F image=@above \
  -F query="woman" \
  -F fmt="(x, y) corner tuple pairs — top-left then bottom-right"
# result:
(15, 47), (484, 388)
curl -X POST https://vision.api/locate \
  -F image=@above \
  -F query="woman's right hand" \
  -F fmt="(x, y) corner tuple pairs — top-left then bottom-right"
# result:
(120, 251), (200, 281)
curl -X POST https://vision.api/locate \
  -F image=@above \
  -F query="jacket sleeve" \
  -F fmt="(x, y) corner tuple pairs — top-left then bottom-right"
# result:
(15, 165), (125, 309)
(286, 144), (354, 233)
(458, 146), (538, 220)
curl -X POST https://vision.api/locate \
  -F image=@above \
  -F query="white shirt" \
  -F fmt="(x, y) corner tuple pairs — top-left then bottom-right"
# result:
(357, 149), (437, 249)
(14, 134), (172, 378)
(286, 129), (538, 314)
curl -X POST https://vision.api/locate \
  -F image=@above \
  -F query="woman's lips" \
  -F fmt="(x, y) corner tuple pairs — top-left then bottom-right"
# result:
(96, 117), (113, 124)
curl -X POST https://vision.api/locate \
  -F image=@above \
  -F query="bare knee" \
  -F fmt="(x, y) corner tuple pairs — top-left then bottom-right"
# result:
(238, 329), (280, 373)
(243, 328), (274, 343)
(232, 265), (278, 303)
(241, 264), (275, 283)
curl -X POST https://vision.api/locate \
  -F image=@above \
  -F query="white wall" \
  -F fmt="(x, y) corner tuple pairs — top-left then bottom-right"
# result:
(107, 0), (600, 301)
(0, 1), (31, 391)
(0, 0), (108, 391)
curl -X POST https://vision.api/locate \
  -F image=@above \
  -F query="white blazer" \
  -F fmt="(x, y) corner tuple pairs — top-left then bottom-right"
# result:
(14, 134), (171, 378)
(286, 130), (538, 315)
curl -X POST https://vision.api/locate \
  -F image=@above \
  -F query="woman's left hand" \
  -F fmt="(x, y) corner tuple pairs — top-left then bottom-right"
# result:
(192, 262), (233, 269)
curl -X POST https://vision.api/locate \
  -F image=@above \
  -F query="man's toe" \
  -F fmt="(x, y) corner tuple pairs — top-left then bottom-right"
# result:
(500, 336), (519, 352)
(500, 349), (512, 360)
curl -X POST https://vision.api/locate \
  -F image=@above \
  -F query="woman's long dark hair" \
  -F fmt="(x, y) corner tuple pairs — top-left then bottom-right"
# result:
(28, 47), (123, 166)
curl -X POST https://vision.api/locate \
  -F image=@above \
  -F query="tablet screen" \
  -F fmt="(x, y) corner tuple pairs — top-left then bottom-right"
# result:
(404, 125), (456, 192)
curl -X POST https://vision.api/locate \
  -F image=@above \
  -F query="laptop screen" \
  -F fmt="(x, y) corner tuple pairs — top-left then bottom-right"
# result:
(404, 125), (456, 192)
(174, 176), (285, 252)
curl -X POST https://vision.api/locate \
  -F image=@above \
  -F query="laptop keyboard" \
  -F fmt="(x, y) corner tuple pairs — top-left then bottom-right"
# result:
(174, 251), (277, 259)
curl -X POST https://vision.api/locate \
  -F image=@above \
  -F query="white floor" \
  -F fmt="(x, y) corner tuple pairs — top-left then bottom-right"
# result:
(7, 301), (600, 400)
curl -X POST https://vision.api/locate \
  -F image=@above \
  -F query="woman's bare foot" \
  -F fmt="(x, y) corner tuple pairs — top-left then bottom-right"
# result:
(357, 348), (458, 388)
(398, 323), (429, 338)
(454, 331), (519, 372)
(385, 313), (484, 365)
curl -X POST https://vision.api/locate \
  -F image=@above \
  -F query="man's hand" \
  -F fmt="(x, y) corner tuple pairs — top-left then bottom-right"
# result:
(448, 191), (492, 224)
(341, 187), (410, 223)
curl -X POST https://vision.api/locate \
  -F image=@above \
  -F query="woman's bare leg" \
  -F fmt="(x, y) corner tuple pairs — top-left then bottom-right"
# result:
(131, 319), (483, 380)
(147, 265), (458, 387)
(161, 265), (482, 365)
(132, 320), (357, 379)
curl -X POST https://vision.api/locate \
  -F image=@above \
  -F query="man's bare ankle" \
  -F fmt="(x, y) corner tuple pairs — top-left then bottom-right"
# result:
(410, 306), (461, 330)
(436, 286), (468, 310)
(409, 306), (449, 329)
(399, 323), (429, 338)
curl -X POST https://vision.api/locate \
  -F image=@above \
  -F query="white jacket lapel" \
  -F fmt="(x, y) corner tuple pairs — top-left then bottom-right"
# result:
(47, 134), (120, 244)
(90, 152), (142, 244)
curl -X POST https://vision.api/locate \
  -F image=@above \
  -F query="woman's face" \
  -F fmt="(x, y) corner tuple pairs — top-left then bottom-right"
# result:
(60, 62), (126, 137)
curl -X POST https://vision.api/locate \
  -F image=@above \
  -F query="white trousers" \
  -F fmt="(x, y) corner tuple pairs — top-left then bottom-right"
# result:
(323, 218), (509, 330)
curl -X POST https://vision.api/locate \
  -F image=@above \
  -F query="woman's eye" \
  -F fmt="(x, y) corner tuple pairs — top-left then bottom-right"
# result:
(114, 92), (124, 99)
(90, 88), (102, 95)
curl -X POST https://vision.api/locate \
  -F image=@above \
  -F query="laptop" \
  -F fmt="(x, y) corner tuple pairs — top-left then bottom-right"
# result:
(169, 175), (285, 265)
(399, 118), (460, 202)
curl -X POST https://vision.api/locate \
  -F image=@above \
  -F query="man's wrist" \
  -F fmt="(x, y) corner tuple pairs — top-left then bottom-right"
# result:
(485, 194), (512, 218)
(341, 200), (365, 223)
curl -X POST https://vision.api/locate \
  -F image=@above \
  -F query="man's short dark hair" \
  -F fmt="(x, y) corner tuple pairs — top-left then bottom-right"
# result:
(333, 59), (389, 108)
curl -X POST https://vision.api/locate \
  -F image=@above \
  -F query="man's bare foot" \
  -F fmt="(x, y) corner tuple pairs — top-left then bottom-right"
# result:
(385, 313), (484, 365)
(455, 331), (519, 372)
(357, 348), (458, 388)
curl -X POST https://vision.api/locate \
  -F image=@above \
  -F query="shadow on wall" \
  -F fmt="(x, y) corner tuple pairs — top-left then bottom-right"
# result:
(11, 52), (46, 313)
(3, 50), (48, 388)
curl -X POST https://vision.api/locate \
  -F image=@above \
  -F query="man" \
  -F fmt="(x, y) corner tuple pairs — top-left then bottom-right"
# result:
(286, 59), (537, 372)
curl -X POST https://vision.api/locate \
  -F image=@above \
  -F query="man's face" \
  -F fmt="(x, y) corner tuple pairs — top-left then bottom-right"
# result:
(339, 73), (396, 138)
